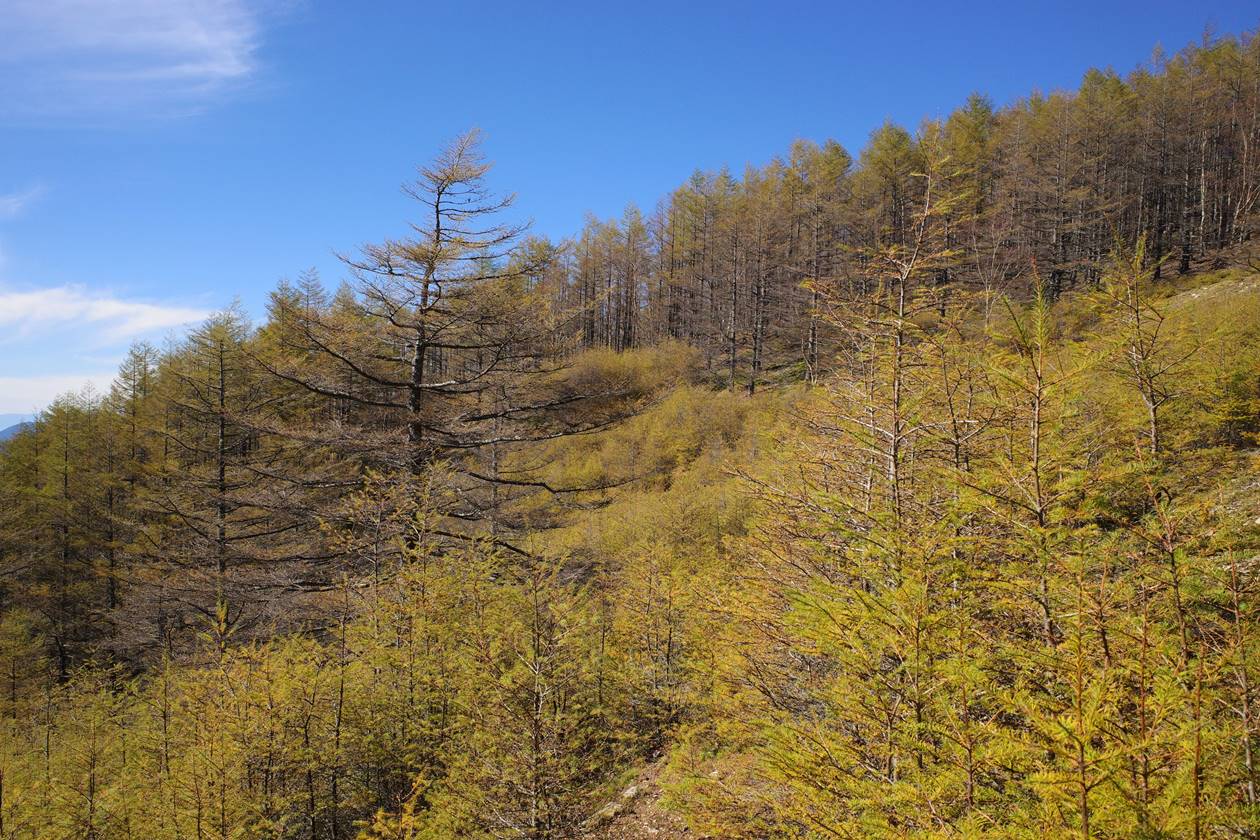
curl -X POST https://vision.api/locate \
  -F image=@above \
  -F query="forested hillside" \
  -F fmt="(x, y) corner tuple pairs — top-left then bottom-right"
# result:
(2, 30), (1260, 840)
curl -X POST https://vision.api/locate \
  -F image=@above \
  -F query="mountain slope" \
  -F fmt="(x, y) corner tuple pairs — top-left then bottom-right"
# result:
(0, 422), (30, 442)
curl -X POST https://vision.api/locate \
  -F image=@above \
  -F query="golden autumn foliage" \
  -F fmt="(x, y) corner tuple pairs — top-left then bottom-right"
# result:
(4, 31), (1260, 839)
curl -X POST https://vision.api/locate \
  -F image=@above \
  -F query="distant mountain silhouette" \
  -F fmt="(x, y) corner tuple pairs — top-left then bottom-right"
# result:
(0, 422), (30, 442)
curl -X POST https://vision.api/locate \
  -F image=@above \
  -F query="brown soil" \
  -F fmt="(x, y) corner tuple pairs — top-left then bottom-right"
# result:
(581, 761), (696, 840)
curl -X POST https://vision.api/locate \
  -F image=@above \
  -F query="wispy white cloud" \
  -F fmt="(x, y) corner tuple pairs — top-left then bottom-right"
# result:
(0, 0), (283, 118)
(0, 285), (210, 411)
(0, 285), (209, 343)
(0, 186), (44, 219)
(0, 374), (118, 414)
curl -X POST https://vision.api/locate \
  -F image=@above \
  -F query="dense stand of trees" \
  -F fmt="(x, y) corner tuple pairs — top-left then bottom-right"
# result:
(2, 29), (1260, 840)
(555, 33), (1260, 389)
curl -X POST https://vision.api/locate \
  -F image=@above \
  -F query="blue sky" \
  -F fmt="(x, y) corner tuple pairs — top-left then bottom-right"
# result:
(0, 0), (1256, 416)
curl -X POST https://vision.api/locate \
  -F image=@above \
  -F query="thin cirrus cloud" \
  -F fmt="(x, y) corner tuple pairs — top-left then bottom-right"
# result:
(0, 187), (44, 219)
(0, 0), (283, 118)
(0, 374), (121, 414)
(0, 285), (210, 412)
(0, 285), (210, 343)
